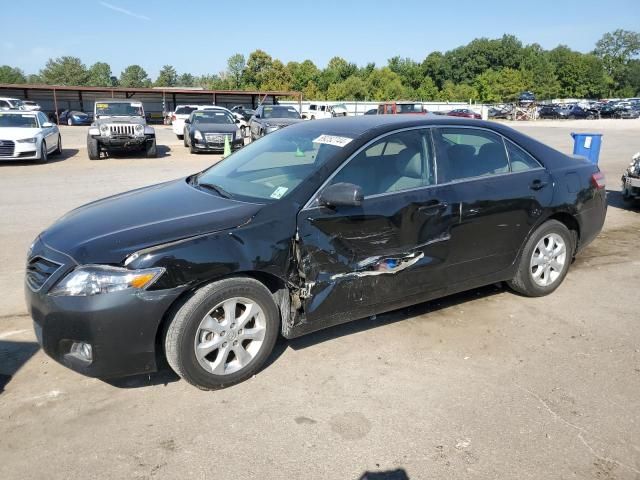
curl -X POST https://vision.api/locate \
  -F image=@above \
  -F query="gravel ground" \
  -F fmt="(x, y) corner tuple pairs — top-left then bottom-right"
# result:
(0, 120), (639, 480)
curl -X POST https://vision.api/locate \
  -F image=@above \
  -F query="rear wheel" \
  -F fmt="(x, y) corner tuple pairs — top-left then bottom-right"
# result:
(164, 278), (280, 390)
(177, 134), (183, 140)
(508, 220), (573, 297)
(67, 118), (73, 126)
(87, 137), (100, 160)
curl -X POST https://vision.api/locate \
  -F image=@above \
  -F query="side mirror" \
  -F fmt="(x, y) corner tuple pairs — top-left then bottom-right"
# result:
(319, 183), (363, 208)
(184, 118), (191, 124)
(42, 122), (54, 127)
(235, 118), (240, 123)
(254, 114), (261, 119)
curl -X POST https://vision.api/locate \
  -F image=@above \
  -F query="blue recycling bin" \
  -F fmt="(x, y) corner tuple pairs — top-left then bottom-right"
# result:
(571, 132), (602, 165)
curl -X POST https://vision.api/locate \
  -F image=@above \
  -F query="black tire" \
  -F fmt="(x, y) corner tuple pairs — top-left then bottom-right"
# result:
(36, 141), (48, 164)
(67, 118), (73, 126)
(310, 115), (315, 120)
(145, 138), (157, 158)
(164, 277), (280, 390)
(177, 134), (183, 140)
(183, 134), (188, 147)
(87, 137), (100, 160)
(53, 135), (62, 155)
(508, 220), (574, 297)
(189, 141), (196, 154)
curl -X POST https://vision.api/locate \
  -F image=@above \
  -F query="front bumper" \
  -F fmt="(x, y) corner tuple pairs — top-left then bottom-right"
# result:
(194, 137), (243, 151)
(95, 135), (149, 149)
(622, 175), (640, 197)
(24, 238), (185, 378)
(0, 139), (40, 160)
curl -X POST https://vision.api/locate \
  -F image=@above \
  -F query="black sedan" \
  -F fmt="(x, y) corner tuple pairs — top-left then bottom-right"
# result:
(249, 105), (304, 141)
(59, 110), (92, 126)
(183, 109), (244, 153)
(25, 116), (607, 389)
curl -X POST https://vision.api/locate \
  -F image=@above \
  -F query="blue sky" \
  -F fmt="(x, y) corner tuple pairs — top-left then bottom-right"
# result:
(2, 0), (639, 79)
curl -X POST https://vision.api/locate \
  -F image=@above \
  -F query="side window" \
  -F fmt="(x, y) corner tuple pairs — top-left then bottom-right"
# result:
(0, 100), (9, 109)
(37, 112), (47, 125)
(505, 139), (542, 172)
(386, 105), (393, 114)
(309, 105), (316, 111)
(434, 128), (509, 182)
(330, 129), (434, 197)
(377, 105), (385, 114)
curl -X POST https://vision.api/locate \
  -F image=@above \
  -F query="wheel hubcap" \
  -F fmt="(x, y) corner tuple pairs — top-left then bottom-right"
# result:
(194, 297), (266, 375)
(530, 233), (567, 287)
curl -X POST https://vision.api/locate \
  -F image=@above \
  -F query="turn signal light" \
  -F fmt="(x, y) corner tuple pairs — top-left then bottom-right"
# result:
(591, 172), (606, 189)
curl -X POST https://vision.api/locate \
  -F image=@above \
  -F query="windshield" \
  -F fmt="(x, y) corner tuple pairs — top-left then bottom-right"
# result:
(175, 106), (197, 115)
(0, 113), (38, 128)
(396, 103), (424, 113)
(95, 102), (144, 117)
(262, 106), (301, 119)
(195, 125), (350, 202)
(192, 111), (234, 125)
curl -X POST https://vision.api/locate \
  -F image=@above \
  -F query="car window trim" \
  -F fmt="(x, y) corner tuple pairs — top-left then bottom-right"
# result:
(302, 124), (546, 211)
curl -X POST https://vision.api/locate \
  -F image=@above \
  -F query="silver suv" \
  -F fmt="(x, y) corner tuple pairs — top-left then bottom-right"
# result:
(87, 100), (156, 159)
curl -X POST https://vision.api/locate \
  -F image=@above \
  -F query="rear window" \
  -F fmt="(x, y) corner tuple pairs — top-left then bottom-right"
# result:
(397, 103), (424, 113)
(175, 107), (197, 115)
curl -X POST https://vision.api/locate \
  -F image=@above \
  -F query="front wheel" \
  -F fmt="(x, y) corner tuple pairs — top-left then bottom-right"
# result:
(145, 138), (157, 158)
(67, 118), (73, 126)
(164, 278), (280, 390)
(508, 220), (573, 297)
(36, 141), (48, 164)
(87, 137), (100, 160)
(177, 134), (183, 140)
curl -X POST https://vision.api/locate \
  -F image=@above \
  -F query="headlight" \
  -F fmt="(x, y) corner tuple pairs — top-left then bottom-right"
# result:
(135, 124), (144, 134)
(235, 128), (242, 139)
(194, 130), (203, 140)
(49, 265), (164, 297)
(99, 124), (110, 135)
(16, 137), (37, 143)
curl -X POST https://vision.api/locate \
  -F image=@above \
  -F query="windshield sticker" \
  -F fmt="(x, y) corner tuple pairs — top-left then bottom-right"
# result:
(96, 103), (108, 109)
(313, 134), (353, 148)
(270, 186), (288, 199)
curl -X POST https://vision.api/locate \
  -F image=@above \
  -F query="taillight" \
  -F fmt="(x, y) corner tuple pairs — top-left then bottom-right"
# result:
(171, 115), (176, 121)
(591, 171), (606, 189)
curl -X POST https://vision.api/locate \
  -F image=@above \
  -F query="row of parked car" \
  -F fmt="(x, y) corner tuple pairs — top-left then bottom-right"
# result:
(489, 98), (640, 120)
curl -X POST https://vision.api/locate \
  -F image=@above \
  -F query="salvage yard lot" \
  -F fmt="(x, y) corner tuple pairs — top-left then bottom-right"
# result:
(1, 121), (639, 479)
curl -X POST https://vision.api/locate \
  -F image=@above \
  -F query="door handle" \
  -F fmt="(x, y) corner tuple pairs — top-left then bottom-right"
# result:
(530, 179), (548, 191)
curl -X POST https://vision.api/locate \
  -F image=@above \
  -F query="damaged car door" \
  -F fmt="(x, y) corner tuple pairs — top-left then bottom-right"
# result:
(295, 128), (460, 331)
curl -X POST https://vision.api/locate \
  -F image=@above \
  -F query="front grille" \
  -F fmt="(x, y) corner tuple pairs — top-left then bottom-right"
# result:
(109, 125), (135, 136)
(204, 133), (232, 144)
(26, 256), (63, 291)
(0, 140), (15, 157)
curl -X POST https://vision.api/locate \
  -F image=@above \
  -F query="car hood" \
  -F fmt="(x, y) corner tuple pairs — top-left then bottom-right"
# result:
(0, 128), (41, 140)
(41, 178), (262, 265)
(193, 123), (238, 133)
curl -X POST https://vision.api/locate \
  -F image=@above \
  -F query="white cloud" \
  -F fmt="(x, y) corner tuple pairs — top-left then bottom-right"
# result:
(99, 1), (151, 21)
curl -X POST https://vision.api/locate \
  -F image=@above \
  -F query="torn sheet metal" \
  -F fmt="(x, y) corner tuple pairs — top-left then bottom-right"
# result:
(330, 252), (424, 280)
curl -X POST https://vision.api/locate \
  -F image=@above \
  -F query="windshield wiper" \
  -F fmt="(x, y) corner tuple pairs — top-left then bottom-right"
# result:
(197, 182), (233, 199)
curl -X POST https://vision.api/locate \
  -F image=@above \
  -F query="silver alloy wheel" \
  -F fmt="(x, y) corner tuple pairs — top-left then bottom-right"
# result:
(194, 297), (266, 375)
(530, 233), (567, 287)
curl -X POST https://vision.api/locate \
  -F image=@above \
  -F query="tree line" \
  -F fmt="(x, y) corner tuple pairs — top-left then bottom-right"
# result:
(0, 30), (638, 102)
